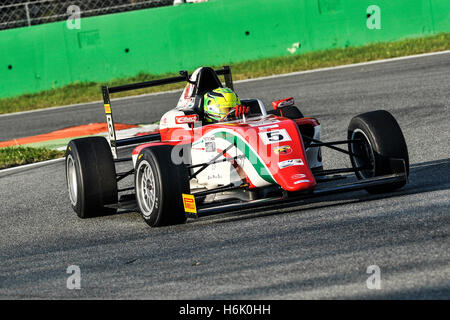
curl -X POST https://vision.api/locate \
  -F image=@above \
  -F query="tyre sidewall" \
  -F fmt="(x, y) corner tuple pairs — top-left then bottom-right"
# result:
(65, 137), (117, 218)
(347, 110), (409, 192)
(66, 144), (85, 218)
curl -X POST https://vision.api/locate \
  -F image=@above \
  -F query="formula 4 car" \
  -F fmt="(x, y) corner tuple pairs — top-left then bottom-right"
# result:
(65, 66), (409, 227)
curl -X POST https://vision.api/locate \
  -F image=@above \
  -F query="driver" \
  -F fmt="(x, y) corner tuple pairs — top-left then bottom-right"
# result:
(203, 88), (249, 123)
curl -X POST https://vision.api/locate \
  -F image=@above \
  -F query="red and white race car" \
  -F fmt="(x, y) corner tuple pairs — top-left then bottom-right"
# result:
(65, 66), (409, 227)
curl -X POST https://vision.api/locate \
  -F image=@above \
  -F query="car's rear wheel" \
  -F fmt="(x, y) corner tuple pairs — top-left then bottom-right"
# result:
(65, 137), (118, 218)
(347, 110), (409, 194)
(135, 145), (190, 227)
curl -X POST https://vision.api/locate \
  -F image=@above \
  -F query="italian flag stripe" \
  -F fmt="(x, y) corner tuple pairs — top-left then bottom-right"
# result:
(213, 131), (275, 184)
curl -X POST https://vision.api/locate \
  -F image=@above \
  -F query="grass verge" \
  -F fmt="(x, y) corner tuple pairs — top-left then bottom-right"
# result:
(1, 33), (449, 115)
(0, 146), (65, 169)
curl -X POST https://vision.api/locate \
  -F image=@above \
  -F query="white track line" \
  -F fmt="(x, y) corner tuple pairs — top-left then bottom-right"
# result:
(0, 157), (65, 176)
(1, 50), (449, 119)
(235, 50), (450, 83)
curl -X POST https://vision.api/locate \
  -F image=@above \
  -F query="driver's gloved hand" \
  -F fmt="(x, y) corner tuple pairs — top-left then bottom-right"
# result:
(233, 105), (250, 118)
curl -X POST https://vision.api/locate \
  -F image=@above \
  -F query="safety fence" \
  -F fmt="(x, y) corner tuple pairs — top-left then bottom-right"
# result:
(0, 0), (172, 30)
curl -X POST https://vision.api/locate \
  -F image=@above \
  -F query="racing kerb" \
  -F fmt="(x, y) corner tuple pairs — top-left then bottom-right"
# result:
(1, 0), (449, 98)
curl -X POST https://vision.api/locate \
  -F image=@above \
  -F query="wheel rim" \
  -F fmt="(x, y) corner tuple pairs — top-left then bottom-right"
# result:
(66, 155), (78, 205)
(136, 160), (157, 217)
(350, 129), (375, 179)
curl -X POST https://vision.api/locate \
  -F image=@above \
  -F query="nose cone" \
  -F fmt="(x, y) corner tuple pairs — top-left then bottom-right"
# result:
(258, 119), (317, 192)
(274, 159), (317, 192)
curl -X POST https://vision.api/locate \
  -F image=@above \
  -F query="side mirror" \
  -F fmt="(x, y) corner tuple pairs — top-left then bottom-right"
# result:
(272, 97), (295, 110)
(180, 70), (196, 84)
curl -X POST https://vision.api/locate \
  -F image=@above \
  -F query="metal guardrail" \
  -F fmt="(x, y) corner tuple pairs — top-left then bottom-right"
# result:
(0, 0), (173, 30)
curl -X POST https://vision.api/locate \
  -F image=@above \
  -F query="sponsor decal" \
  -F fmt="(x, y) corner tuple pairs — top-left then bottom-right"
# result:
(258, 124), (279, 131)
(205, 141), (216, 152)
(259, 129), (292, 145)
(207, 174), (223, 180)
(182, 194), (197, 214)
(278, 158), (304, 169)
(175, 114), (199, 124)
(186, 98), (195, 108)
(106, 115), (115, 140)
(274, 145), (292, 155)
(249, 119), (280, 127)
(193, 136), (215, 151)
(294, 179), (310, 184)
(291, 173), (306, 179)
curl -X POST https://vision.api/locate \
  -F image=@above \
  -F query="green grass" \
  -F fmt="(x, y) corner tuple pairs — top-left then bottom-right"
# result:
(1, 33), (449, 115)
(0, 146), (65, 169)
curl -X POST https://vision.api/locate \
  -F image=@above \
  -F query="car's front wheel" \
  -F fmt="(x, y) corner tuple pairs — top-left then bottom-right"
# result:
(134, 145), (190, 227)
(347, 110), (409, 194)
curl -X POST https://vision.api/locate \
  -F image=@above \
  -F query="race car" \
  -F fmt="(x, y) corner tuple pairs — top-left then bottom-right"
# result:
(65, 66), (409, 227)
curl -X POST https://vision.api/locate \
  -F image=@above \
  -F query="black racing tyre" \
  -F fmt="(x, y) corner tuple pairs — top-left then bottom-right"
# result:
(134, 145), (190, 227)
(65, 137), (118, 218)
(347, 110), (409, 194)
(267, 105), (304, 119)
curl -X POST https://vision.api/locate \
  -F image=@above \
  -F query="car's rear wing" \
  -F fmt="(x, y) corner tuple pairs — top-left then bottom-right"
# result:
(101, 66), (234, 158)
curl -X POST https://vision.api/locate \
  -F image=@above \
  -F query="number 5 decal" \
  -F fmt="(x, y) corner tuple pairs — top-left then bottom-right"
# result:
(259, 129), (292, 145)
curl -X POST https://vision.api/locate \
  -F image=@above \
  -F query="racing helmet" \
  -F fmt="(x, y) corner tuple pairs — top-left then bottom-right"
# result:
(203, 88), (241, 122)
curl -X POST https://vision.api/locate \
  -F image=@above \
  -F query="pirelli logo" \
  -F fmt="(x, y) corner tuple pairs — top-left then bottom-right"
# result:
(182, 194), (197, 214)
(104, 104), (111, 114)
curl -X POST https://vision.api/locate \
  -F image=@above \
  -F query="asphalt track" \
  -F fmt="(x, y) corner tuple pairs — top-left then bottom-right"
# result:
(0, 52), (449, 299)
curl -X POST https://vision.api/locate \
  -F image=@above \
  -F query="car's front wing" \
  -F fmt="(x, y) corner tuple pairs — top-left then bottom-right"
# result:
(185, 159), (408, 218)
